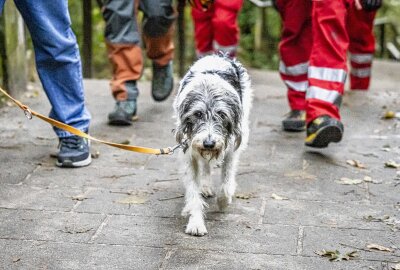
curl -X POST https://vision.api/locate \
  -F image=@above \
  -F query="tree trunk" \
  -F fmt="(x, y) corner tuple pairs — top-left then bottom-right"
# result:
(0, 1), (27, 98)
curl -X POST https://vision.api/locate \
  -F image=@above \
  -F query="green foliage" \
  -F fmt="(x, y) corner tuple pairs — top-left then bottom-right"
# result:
(238, 1), (280, 69)
(68, 0), (110, 79)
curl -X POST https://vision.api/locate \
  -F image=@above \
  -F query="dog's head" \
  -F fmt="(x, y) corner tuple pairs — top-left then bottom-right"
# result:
(173, 55), (248, 160)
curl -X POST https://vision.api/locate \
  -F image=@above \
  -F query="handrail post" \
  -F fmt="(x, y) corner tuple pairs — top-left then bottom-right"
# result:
(82, 0), (93, 78)
(177, 0), (186, 77)
(379, 23), (385, 58)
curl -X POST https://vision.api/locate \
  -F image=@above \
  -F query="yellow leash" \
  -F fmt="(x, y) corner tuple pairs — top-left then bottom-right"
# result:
(0, 87), (180, 155)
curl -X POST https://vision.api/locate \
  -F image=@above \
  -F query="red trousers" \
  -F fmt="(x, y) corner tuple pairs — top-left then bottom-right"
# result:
(191, 0), (243, 58)
(277, 0), (376, 122)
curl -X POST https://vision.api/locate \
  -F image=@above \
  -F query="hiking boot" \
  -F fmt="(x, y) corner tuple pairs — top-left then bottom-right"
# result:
(305, 115), (344, 148)
(56, 135), (91, 168)
(282, 110), (306, 131)
(108, 100), (138, 126)
(108, 81), (138, 126)
(152, 61), (174, 102)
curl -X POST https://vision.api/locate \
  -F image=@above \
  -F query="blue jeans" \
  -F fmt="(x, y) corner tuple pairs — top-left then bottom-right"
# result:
(1, 0), (91, 138)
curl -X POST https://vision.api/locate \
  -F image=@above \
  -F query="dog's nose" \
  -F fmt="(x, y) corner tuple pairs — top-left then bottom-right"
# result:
(203, 138), (216, 149)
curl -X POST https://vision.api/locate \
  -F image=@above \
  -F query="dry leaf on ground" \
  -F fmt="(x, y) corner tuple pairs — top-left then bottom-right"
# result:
(315, 249), (358, 261)
(71, 194), (89, 201)
(363, 176), (383, 184)
(115, 195), (148, 204)
(382, 111), (396, 119)
(335, 177), (363, 185)
(391, 263), (400, 270)
(271, 193), (289, 200)
(346, 159), (366, 169)
(385, 160), (400, 169)
(235, 193), (254, 200)
(366, 243), (393, 252)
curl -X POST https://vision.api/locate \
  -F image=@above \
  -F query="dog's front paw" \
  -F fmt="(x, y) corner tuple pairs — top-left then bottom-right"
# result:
(201, 185), (215, 198)
(185, 217), (208, 236)
(217, 195), (232, 211)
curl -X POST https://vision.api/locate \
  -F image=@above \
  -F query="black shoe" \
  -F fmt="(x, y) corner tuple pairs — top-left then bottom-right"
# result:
(305, 115), (344, 148)
(152, 61), (174, 102)
(108, 100), (138, 126)
(282, 110), (306, 131)
(56, 135), (91, 168)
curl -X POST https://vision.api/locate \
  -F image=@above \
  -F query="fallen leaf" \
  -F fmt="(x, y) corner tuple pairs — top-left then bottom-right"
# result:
(315, 249), (358, 261)
(236, 193), (253, 200)
(385, 160), (400, 169)
(271, 193), (288, 200)
(363, 215), (400, 232)
(363, 176), (382, 184)
(382, 111), (396, 119)
(284, 170), (316, 180)
(346, 159), (366, 169)
(391, 263), (400, 270)
(115, 195), (148, 204)
(366, 243), (393, 252)
(91, 150), (100, 159)
(60, 226), (93, 234)
(335, 177), (363, 185)
(71, 194), (89, 201)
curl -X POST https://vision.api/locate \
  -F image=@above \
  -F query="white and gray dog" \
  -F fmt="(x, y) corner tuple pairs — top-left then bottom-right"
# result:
(173, 54), (252, 236)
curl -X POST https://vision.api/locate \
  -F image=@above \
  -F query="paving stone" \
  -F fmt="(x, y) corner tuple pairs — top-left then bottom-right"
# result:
(94, 215), (298, 255)
(302, 226), (400, 261)
(0, 239), (165, 270)
(263, 199), (397, 230)
(163, 249), (387, 270)
(0, 208), (104, 243)
(0, 184), (83, 211)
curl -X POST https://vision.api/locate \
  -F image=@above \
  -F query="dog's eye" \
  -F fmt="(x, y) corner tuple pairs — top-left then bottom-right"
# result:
(194, 111), (203, 119)
(217, 111), (227, 119)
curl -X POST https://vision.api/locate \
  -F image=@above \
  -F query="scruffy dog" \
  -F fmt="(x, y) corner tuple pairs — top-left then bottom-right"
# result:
(173, 54), (252, 236)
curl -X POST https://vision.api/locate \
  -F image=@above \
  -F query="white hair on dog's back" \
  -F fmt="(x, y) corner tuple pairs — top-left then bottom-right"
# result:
(173, 54), (252, 236)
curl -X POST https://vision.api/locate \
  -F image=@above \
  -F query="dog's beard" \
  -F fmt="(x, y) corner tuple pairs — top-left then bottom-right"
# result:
(191, 138), (225, 161)
(198, 148), (222, 161)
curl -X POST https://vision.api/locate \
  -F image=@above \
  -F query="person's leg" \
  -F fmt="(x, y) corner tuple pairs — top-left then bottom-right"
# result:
(305, 0), (350, 147)
(0, 0), (5, 13)
(191, 1), (214, 58)
(347, 5), (377, 90)
(276, 0), (312, 131)
(212, 0), (243, 58)
(14, 0), (91, 167)
(140, 0), (176, 101)
(103, 0), (141, 125)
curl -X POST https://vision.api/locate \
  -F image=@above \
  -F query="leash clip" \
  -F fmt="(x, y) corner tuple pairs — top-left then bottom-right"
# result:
(23, 107), (33, 120)
(167, 143), (183, 155)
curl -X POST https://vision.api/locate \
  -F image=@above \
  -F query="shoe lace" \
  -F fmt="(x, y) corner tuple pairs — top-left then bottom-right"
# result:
(59, 136), (83, 149)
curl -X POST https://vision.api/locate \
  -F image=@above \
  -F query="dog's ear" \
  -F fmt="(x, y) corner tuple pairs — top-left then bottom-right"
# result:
(175, 127), (184, 144)
(233, 123), (242, 151)
(178, 71), (194, 95)
(234, 134), (242, 151)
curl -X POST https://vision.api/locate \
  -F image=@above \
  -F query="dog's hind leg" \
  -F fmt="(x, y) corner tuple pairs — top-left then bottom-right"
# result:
(181, 156), (208, 236)
(217, 150), (239, 211)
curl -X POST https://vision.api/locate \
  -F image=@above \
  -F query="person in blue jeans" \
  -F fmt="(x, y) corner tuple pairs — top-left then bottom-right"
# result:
(0, 0), (92, 168)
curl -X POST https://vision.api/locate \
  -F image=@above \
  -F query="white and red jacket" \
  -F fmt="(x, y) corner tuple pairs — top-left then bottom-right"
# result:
(191, 0), (244, 58)
(277, 0), (377, 123)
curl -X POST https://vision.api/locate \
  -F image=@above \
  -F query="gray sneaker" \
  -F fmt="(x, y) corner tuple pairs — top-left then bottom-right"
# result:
(152, 61), (174, 102)
(108, 81), (138, 126)
(56, 135), (91, 168)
